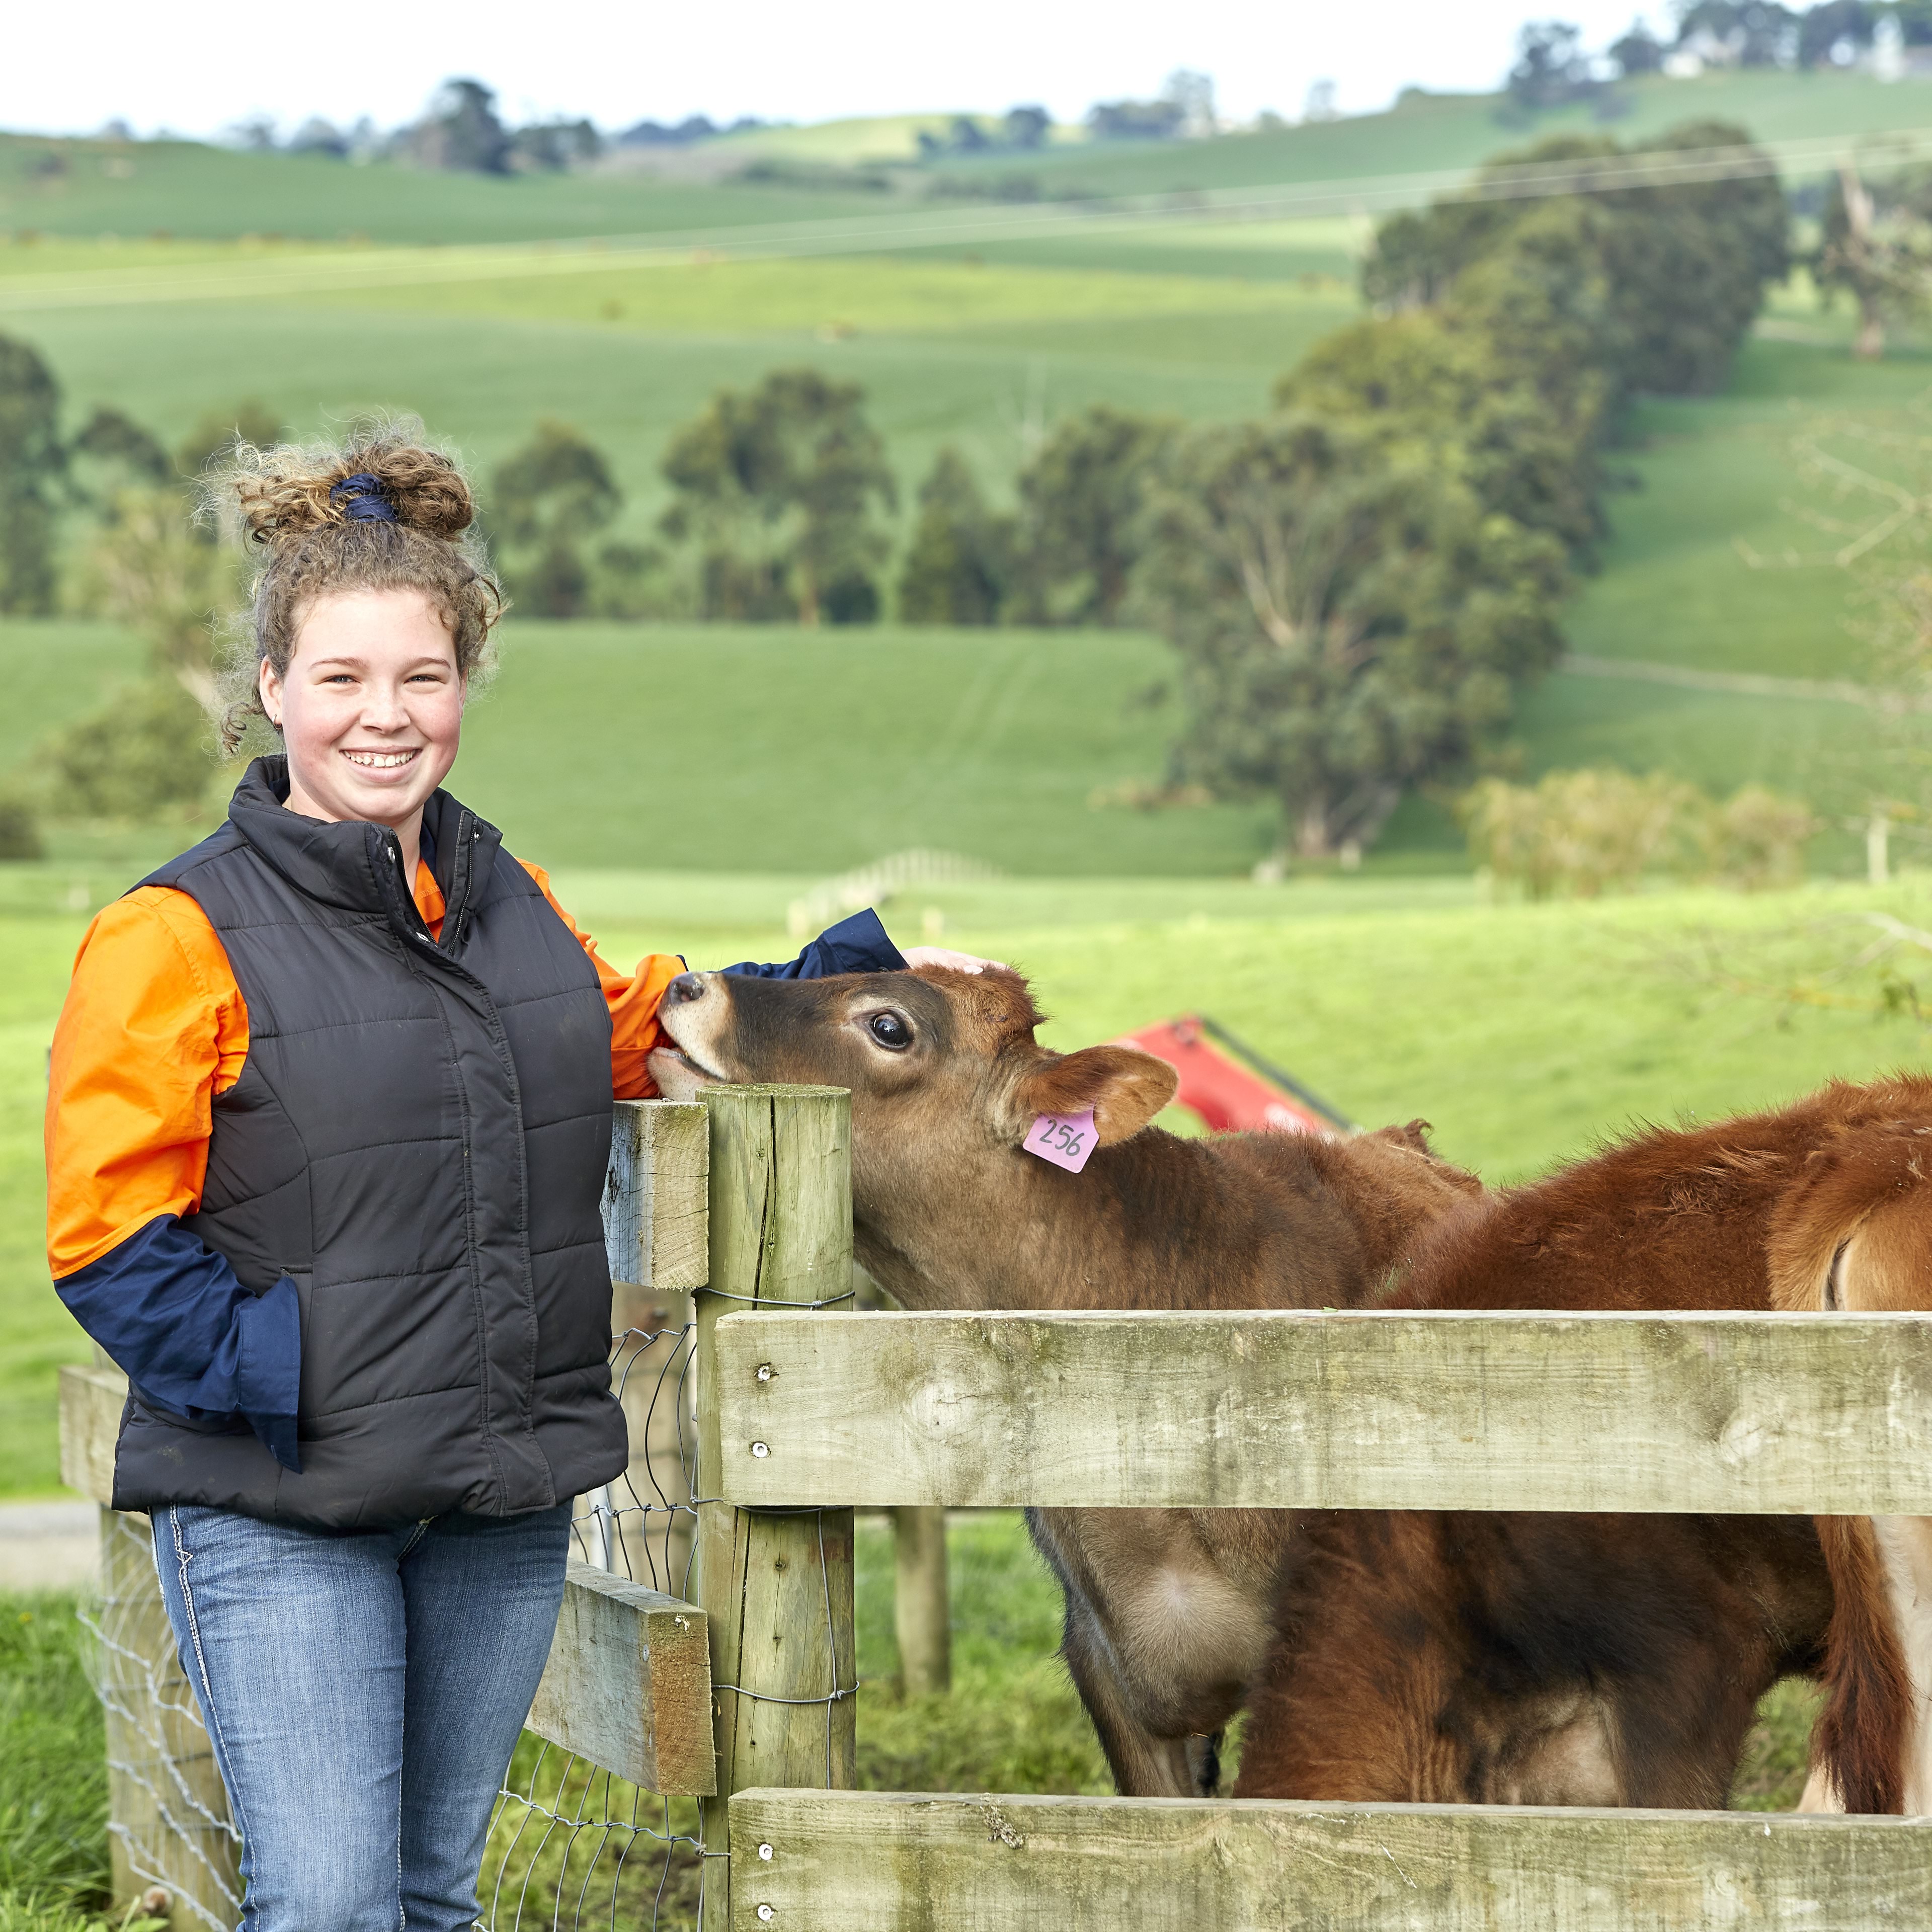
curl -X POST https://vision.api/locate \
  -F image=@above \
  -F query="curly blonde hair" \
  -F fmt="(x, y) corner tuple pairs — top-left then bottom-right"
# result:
(209, 417), (503, 753)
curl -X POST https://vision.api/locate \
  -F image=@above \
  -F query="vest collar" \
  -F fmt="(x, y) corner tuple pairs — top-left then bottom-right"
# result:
(227, 757), (504, 941)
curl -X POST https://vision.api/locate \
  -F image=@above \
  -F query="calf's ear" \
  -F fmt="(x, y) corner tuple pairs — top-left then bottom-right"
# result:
(1014, 1045), (1179, 1146)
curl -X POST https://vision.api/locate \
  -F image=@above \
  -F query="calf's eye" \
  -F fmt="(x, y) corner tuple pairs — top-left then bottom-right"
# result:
(867, 1011), (912, 1051)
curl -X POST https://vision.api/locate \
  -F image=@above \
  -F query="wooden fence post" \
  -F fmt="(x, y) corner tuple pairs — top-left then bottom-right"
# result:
(605, 1099), (709, 1596)
(694, 1085), (856, 1930)
(891, 1508), (951, 1697)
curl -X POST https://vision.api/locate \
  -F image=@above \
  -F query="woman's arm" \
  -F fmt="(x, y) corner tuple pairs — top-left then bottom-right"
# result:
(522, 873), (991, 1099)
(45, 893), (302, 1469)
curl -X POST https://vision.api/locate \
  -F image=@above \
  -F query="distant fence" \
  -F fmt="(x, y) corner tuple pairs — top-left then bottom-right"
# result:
(784, 849), (999, 938)
(63, 1087), (1932, 1930)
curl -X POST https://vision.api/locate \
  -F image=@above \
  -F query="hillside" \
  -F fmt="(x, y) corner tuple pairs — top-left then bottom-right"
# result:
(8, 70), (1932, 253)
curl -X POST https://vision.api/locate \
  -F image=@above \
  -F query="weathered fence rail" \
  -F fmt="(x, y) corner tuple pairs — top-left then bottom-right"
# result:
(62, 1081), (1932, 1932)
(709, 1305), (1932, 1514)
(728, 1791), (1932, 1929)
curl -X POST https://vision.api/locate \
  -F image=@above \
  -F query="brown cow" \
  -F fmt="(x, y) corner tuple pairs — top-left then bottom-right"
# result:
(646, 962), (1481, 1797)
(1763, 1093), (1932, 1815)
(1233, 1079), (1932, 1809)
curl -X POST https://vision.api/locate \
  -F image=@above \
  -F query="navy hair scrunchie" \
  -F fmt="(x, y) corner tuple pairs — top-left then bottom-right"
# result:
(330, 472), (398, 524)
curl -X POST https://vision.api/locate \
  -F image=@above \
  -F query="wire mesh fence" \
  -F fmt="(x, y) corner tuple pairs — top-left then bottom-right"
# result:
(80, 1509), (244, 1930)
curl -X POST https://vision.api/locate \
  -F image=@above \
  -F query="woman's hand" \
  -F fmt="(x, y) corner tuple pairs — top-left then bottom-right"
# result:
(902, 945), (1007, 975)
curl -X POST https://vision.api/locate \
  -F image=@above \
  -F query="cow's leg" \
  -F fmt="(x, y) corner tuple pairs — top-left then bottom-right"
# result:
(1057, 1583), (1197, 1797)
(1028, 1506), (1274, 1798)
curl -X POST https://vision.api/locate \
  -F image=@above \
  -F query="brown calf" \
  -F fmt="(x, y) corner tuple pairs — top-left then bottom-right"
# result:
(648, 963), (1481, 1797)
(1763, 1088), (1932, 1814)
(1234, 1079), (1932, 1808)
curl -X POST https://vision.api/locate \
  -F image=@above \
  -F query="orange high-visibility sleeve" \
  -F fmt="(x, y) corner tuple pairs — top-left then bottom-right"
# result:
(45, 889), (250, 1279)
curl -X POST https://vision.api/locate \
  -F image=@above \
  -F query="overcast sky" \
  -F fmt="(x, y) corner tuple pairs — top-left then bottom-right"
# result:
(4, 0), (1661, 141)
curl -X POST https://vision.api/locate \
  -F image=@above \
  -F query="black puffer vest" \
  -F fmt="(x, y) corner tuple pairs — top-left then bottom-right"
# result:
(111, 758), (627, 1531)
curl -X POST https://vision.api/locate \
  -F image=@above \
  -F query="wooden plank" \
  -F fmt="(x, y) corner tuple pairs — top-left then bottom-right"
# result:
(695, 1085), (857, 1929)
(60, 1360), (126, 1505)
(526, 1562), (715, 1795)
(605, 1098), (710, 1292)
(711, 1308), (1932, 1514)
(729, 1789), (1932, 1931)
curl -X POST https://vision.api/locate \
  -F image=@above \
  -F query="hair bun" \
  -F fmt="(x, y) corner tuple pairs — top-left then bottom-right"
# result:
(220, 416), (474, 547)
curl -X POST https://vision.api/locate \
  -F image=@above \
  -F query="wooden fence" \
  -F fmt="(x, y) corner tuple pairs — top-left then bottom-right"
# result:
(60, 1084), (1932, 1930)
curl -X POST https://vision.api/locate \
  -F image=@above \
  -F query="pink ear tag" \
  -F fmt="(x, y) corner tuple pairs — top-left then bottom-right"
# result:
(1024, 1109), (1097, 1173)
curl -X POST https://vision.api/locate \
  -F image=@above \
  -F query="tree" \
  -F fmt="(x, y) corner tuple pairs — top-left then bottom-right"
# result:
(491, 421), (622, 618)
(1086, 98), (1185, 141)
(1280, 318), (1605, 561)
(89, 488), (238, 707)
(1798, 0), (1875, 64)
(1506, 21), (1600, 110)
(0, 332), (65, 614)
(70, 406), (171, 497)
(175, 401), (284, 482)
(1610, 19), (1667, 72)
(1673, 0), (1798, 64)
(1014, 406), (1175, 624)
(1359, 122), (1788, 398)
(509, 119), (603, 172)
(660, 368), (896, 625)
(1162, 69), (1217, 138)
(897, 448), (1014, 625)
(43, 674), (214, 820)
(1815, 159), (1932, 358)
(1138, 415), (1567, 860)
(1003, 106), (1051, 149)
(403, 79), (511, 174)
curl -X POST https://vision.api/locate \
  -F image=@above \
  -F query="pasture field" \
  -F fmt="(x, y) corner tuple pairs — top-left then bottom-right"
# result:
(0, 613), (1886, 878)
(0, 224), (1921, 845)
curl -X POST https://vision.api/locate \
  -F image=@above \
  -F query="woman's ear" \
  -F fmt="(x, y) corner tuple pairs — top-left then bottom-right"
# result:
(258, 654), (283, 729)
(1014, 1045), (1179, 1146)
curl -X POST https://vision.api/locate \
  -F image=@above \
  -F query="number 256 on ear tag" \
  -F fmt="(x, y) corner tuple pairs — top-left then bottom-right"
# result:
(1025, 1109), (1097, 1173)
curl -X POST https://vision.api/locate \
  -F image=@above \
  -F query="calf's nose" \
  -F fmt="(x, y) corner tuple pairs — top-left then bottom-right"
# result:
(663, 972), (707, 1007)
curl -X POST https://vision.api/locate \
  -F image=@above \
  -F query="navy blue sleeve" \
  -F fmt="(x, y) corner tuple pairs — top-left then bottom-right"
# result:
(55, 1216), (302, 1472)
(719, 907), (908, 981)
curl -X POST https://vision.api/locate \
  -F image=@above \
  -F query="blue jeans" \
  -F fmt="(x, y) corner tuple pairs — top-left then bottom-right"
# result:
(153, 1500), (573, 1932)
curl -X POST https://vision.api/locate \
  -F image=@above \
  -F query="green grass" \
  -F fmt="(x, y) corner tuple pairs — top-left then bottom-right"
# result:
(0, 1594), (109, 1927)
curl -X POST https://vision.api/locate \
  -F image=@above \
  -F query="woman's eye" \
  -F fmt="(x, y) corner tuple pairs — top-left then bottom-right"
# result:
(867, 1012), (911, 1051)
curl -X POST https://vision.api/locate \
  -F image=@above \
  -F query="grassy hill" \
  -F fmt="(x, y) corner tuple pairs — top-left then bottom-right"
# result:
(10, 71), (1932, 250)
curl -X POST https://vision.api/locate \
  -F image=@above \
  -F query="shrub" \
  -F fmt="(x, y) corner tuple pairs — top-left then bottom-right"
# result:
(43, 677), (214, 821)
(0, 785), (43, 860)
(1461, 768), (1814, 898)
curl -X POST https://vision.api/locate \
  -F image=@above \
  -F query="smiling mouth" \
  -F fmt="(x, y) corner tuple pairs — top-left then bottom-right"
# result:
(342, 748), (420, 770)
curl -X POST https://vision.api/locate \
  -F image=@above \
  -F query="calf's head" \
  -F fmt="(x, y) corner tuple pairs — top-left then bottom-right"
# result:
(648, 967), (1177, 1300)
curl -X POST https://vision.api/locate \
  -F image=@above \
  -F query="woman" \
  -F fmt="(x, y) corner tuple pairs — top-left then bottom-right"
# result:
(44, 423), (976, 1929)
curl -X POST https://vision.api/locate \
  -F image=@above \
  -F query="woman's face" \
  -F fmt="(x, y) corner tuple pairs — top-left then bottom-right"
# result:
(261, 588), (465, 830)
